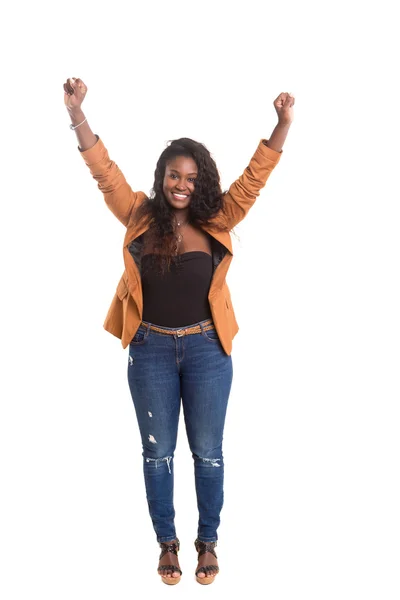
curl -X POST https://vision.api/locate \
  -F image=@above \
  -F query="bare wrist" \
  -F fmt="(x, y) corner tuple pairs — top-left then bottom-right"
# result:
(277, 120), (292, 128)
(68, 107), (85, 122)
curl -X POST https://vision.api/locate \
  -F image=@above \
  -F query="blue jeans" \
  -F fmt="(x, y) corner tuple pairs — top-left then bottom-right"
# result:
(127, 318), (233, 543)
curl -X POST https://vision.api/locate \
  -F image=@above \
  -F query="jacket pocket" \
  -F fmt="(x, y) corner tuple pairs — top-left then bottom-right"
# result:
(224, 285), (232, 310)
(116, 276), (129, 300)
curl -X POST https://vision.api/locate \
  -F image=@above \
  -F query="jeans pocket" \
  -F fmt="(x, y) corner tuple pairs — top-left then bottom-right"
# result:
(202, 327), (220, 343)
(130, 325), (149, 345)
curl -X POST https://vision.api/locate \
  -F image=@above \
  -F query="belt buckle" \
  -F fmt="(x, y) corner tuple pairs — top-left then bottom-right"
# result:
(176, 329), (185, 337)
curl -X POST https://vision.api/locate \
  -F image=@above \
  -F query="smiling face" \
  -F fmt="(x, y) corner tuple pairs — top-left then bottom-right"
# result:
(163, 155), (198, 212)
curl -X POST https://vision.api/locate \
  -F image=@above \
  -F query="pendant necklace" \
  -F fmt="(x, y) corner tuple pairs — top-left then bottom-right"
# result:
(176, 218), (189, 243)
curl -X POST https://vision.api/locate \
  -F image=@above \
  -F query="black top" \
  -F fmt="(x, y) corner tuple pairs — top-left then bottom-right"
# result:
(141, 251), (213, 327)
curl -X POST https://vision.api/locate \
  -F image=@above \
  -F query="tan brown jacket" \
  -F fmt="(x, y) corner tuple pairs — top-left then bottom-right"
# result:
(79, 135), (282, 355)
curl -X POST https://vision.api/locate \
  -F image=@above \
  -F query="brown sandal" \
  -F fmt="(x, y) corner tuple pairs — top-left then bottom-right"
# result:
(194, 538), (219, 584)
(158, 538), (182, 585)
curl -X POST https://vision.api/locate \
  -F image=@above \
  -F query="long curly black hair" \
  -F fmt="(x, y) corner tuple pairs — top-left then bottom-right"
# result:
(134, 137), (232, 275)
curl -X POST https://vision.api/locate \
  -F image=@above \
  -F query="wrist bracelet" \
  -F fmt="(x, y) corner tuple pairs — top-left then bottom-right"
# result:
(70, 117), (87, 130)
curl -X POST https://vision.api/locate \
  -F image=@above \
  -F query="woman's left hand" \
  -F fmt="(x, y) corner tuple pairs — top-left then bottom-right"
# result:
(274, 92), (295, 126)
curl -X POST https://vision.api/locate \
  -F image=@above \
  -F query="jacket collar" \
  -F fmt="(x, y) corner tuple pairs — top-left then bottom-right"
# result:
(123, 222), (233, 255)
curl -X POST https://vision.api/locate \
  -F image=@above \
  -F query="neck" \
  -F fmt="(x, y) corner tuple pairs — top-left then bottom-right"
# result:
(173, 209), (190, 224)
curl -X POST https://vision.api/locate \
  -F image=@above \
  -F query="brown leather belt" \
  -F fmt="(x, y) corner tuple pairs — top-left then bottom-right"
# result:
(141, 318), (215, 338)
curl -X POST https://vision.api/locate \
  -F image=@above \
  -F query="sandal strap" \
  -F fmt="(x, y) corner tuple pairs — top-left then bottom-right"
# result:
(194, 538), (218, 559)
(159, 538), (180, 560)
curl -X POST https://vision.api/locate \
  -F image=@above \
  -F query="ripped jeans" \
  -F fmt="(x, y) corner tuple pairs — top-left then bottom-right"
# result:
(127, 318), (233, 543)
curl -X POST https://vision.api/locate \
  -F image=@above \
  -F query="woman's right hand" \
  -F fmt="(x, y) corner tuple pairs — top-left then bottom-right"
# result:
(63, 77), (88, 112)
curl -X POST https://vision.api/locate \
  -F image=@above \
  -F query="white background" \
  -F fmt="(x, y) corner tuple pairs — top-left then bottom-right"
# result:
(1, 0), (399, 598)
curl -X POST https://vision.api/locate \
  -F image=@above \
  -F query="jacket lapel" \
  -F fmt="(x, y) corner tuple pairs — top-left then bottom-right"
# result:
(123, 221), (233, 281)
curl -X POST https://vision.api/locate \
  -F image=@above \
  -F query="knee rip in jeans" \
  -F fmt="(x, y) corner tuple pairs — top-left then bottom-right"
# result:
(195, 456), (221, 467)
(145, 456), (173, 474)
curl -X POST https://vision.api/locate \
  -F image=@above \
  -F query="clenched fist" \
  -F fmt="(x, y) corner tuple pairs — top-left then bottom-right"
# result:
(273, 92), (295, 126)
(63, 77), (88, 112)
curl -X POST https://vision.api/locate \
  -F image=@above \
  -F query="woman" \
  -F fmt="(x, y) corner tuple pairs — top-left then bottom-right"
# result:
(64, 77), (294, 585)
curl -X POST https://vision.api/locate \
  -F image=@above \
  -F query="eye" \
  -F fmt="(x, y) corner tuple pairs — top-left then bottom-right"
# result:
(188, 177), (197, 183)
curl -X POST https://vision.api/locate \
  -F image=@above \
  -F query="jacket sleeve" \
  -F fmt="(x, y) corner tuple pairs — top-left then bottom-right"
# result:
(78, 135), (146, 227)
(221, 139), (282, 229)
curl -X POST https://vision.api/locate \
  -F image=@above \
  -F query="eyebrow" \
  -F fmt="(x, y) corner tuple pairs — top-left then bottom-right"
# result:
(169, 168), (198, 175)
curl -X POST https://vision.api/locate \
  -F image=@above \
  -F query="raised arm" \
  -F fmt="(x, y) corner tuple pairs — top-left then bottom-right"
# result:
(221, 92), (295, 229)
(64, 77), (144, 226)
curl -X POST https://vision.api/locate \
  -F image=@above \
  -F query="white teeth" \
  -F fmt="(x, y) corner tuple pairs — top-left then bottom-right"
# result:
(173, 193), (187, 198)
